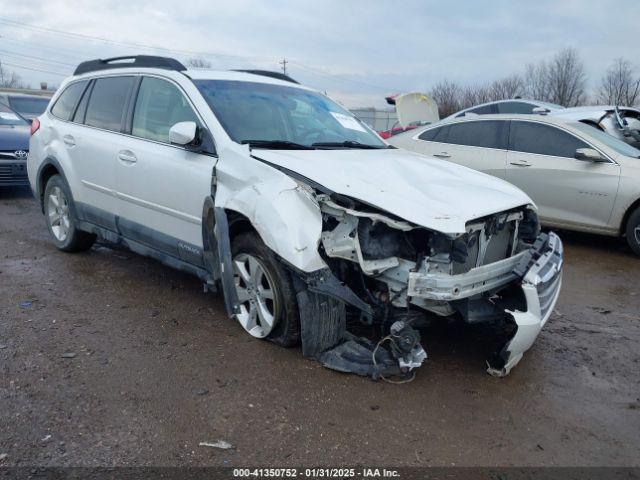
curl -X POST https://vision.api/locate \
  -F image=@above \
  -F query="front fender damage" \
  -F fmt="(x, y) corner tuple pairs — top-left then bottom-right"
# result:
(212, 165), (563, 380)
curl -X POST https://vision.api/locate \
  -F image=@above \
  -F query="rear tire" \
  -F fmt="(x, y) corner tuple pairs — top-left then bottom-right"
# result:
(43, 175), (95, 252)
(231, 232), (300, 347)
(626, 207), (640, 256)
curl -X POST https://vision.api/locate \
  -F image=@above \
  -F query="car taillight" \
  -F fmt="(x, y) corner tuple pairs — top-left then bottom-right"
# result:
(30, 118), (40, 136)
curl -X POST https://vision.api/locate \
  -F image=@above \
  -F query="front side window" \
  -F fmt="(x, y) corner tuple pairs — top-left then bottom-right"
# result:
(0, 103), (29, 126)
(51, 81), (88, 121)
(194, 80), (386, 149)
(497, 101), (536, 114)
(571, 121), (640, 158)
(446, 120), (508, 149)
(85, 76), (135, 132)
(132, 77), (200, 143)
(509, 121), (589, 158)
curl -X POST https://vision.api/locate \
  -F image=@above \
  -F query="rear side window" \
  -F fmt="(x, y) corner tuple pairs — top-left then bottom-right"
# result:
(418, 125), (449, 142)
(446, 121), (509, 149)
(509, 121), (589, 158)
(85, 77), (135, 132)
(497, 101), (536, 114)
(51, 81), (88, 121)
(132, 77), (200, 143)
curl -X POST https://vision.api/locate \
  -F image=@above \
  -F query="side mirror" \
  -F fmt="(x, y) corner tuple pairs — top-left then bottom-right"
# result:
(575, 148), (606, 162)
(532, 107), (550, 115)
(169, 121), (197, 146)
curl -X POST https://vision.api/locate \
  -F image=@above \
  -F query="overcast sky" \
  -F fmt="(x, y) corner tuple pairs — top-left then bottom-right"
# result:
(0, 0), (638, 108)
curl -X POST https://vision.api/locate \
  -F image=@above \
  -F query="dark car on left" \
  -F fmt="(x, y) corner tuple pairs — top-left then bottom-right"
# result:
(0, 103), (30, 187)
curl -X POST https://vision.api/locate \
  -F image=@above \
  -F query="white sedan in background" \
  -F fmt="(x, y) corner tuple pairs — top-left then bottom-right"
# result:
(389, 114), (640, 254)
(448, 99), (640, 147)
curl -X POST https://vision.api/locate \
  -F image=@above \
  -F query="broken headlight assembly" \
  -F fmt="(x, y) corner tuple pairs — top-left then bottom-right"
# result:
(291, 188), (561, 380)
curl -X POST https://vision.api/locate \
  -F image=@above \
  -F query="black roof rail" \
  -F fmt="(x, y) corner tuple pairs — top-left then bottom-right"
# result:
(74, 55), (187, 76)
(233, 69), (299, 84)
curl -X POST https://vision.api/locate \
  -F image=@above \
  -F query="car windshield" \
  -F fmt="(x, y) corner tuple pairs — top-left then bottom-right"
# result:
(0, 103), (29, 126)
(8, 96), (50, 116)
(194, 80), (386, 149)
(571, 121), (640, 158)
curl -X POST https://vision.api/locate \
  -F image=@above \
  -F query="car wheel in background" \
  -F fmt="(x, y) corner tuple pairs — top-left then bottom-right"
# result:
(43, 175), (96, 252)
(231, 232), (300, 347)
(625, 207), (640, 256)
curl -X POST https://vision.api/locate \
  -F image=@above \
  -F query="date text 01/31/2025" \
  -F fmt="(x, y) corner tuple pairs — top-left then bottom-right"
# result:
(232, 468), (400, 478)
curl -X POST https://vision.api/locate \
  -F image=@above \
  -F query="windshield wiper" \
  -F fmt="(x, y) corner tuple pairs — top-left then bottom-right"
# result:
(241, 139), (315, 150)
(311, 140), (388, 149)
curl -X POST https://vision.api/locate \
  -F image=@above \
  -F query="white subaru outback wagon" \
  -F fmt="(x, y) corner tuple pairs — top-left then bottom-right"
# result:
(28, 56), (563, 378)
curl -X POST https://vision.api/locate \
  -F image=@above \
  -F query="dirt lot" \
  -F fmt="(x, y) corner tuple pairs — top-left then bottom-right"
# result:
(1, 187), (639, 467)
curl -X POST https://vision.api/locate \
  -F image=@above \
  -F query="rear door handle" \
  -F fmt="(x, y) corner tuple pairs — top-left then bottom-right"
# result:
(118, 150), (137, 164)
(433, 152), (451, 158)
(510, 160), (532, 167)
(62, 135), (76, 147)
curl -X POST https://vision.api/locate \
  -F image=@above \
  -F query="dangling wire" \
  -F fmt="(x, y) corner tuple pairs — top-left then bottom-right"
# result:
(372, 335), (416, 384)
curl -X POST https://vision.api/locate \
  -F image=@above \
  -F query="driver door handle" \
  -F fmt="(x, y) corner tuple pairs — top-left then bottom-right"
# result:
(118, 150), (137, 164)
(510, 159), (532, 167)
(433, 152), (451, 158)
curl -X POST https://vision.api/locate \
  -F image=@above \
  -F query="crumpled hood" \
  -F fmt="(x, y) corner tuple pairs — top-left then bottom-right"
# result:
(251, 148), (533, 234)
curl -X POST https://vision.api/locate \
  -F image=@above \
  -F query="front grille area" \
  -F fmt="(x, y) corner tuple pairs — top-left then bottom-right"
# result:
(537, 271), (562, 318)
(0, 162), (29, 185)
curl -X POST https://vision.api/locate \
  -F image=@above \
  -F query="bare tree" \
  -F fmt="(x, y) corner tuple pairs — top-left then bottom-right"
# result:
(429, 79), (463, 117)
(489, 74), (524, 100)
(597, 58), (640, 106)
(546, 48), (587, 106)
(460, 84), (492, 109)
(0, 64), (26, 88)
(524, 62), (550, 101)
(187, 57), (212, 69)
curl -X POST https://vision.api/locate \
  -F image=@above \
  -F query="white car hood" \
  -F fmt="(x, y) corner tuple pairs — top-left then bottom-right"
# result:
(251, 148), (532, 234)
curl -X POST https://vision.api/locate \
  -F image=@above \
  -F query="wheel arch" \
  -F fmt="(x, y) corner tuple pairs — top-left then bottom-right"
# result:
(36, 157), (67, 213)
(621, 197), (640, 235)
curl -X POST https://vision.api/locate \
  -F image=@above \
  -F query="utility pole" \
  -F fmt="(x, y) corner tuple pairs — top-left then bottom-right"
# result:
(279, 58), (288, 76)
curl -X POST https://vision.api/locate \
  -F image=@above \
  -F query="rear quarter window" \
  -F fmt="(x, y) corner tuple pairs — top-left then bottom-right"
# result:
(418, 125), (449, 142)
(50, 81), (88, 121)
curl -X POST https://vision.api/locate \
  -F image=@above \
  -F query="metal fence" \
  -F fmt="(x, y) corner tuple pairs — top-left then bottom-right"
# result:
(350, 108), (398, 132)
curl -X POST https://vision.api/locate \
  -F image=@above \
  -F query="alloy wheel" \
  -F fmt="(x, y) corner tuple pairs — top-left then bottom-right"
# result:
(47, 186), (70, 242)
(232, 253), (278, 338)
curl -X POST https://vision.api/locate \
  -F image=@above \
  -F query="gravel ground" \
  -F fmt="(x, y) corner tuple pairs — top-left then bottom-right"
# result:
(1, 187), (639, 467)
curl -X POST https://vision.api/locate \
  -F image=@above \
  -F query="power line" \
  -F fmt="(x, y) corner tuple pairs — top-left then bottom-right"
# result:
(0, 60), (67, 77)
(0, 17), (398, 92)
(0, 17), (269, 62)
(0, 49), (76, 68)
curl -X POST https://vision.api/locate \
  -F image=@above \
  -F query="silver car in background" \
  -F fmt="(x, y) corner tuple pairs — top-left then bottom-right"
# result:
(389, 114), (640, 255)
(447, 99), (640, 147)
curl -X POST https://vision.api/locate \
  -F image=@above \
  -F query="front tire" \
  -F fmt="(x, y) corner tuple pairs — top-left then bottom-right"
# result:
(43, 175), (95, 252)
(231, 232), (300, 347)
(626, 208), (640, 256)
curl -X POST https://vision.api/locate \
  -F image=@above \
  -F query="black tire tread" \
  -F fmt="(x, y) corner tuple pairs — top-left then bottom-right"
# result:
(625, 207), (640, 256)
(43, 175), (95, 253)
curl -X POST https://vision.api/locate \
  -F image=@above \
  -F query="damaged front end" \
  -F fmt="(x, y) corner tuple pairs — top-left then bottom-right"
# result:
(296, 192), (563, 379)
